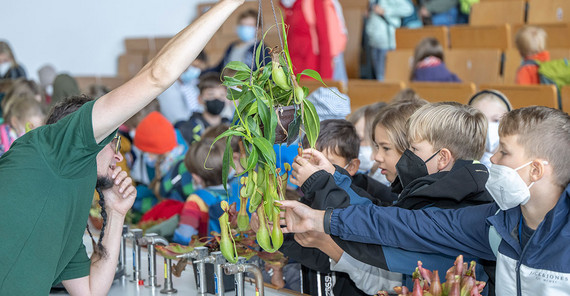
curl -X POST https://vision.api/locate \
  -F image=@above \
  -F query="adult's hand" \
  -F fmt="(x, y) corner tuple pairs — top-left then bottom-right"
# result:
(276, 200), (325, 234)
(103, 166), (136, 217)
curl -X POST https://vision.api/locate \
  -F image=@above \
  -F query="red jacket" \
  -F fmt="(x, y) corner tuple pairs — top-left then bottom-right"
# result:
(282, 0), (333, 79)
(515, 51), (550, 85)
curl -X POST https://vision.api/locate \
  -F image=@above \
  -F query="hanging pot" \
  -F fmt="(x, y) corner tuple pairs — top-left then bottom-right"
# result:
(274, 105), (297, 144)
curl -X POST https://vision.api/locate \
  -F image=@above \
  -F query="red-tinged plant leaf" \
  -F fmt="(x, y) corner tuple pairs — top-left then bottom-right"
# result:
(156, 244), (196, 260)
(418, 261), (433, 285)
(412, 278), (422, 296)
(430, 270), (442, 296)
(377, 291), (390, 296)
(454, 255), (464, 276)
(236, 245), (258, 260)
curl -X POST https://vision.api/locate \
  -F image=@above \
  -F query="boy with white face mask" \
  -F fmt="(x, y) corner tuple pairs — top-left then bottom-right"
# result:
(278, 106), (570, 296)
(469, 90), (512, 169)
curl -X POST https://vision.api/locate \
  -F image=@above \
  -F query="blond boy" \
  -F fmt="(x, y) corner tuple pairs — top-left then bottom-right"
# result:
(515, 26), (549, 85)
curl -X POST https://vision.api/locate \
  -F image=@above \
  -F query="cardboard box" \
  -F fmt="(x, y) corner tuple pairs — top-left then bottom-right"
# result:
(117, 53), (145, 79)
(74, 76), (125, 95)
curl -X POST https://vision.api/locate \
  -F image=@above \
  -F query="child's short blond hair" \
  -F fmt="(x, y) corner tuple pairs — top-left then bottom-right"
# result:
(515, 26), (547, 58)
(407, 102), (487, 160)
(500, 106), (570, 188)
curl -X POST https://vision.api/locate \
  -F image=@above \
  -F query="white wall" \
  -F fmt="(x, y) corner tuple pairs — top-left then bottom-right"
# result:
(1, 0), (217, 81)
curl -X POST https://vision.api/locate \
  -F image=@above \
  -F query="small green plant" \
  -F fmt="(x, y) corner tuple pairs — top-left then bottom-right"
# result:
(213, 16), (325, 261)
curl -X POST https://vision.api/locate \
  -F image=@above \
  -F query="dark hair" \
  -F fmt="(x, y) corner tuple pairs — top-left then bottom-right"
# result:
(46, 94), (92, 125)
(391, 88), (422, 103)
(196, 51), (208, 64)
(184, 137), (225, 187)
(201, 123), (240, 152)
(198, 72), (223, 94)
(238, 9), (258, 22)
(410, 38), (444, 81)
(302, 119), (360, 162)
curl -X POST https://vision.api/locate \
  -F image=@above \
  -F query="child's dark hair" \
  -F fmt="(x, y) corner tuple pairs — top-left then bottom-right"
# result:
(185, 137), (225, 187)
(302, 119), (360, 163)
(410, 38), (444, 81)
(238, 9), (258, 22)
(198, 72), (223, 94)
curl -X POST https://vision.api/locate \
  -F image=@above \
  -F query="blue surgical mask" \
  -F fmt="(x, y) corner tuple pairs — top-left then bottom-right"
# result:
(180, 66), (201, 84)
(237, 25), (256, 43)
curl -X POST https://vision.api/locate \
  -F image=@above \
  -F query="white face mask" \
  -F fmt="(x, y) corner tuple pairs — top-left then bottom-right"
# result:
(0, 62), (12, 76)
(485, 161), (548, 210)
(486, 121), (500, 153)
(358, 146), (374, 173)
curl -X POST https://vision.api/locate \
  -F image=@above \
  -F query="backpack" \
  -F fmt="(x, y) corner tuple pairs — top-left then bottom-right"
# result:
(523, 59), (570, 109)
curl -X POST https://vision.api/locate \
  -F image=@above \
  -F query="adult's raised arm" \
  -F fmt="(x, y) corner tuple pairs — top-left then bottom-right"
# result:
(92, 0), (244, 143)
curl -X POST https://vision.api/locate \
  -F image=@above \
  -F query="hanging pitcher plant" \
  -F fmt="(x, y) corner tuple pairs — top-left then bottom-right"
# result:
(211, 3), (326, 262)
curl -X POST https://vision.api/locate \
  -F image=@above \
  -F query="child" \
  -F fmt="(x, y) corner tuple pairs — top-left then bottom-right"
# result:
(281, 106), (570, 295)
(468, 89), (513, 168)
(290, 102), (494, 294)
(281, 119), (387, 296)
(0, 94), (45, 156)
(172, 136), (231, 244)
(131, 111), (186, 213)
(157, 51), (208, 124)
(410, 37), (461, 82)
(365, 0), (414, 81)
(175, 72), (231, 144)
(515, 26), (549, 85)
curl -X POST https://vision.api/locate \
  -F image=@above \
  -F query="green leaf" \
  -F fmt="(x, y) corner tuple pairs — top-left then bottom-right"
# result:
(251, 85), (269, 106)
(296, 69), (324, 84)
(221, 135), (233, 192)
(212, 129), (248, 146)
(245, 146), (259, 173)
(257, 96), (271, 141)
(252, 137), (276, 167)
(233, 70), (251, 82)
(224, 61), (252, 73)
(223, 76), (247, 87)
(302, 98), (320, 148)
(228, 87), (243, 101)
(247, 116), (263, 138)
(269, 104), (278, 144)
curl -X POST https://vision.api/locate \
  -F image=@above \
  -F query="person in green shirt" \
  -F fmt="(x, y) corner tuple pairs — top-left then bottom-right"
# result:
(0, 0), (245, 295)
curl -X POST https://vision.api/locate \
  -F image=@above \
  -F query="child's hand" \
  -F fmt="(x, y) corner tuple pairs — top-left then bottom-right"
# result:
(294, 231), (330, 249)
(291, 149), (335, 186)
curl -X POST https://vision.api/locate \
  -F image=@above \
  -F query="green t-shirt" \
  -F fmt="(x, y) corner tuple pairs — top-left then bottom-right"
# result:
(0, 100), (115, 295)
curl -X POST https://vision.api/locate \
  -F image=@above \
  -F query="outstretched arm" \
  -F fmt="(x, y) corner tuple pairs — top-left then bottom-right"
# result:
(92, 0), (244, 143)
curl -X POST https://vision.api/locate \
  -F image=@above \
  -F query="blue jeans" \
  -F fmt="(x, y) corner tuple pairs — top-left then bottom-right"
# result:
(371, 48), (390, 81)
(332, 53), (348, 83)
(431, 6), (458, 26)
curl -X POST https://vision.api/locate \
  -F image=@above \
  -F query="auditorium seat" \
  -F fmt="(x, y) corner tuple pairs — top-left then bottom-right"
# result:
(347, 80), (405, 110)
(395, 27), (449, 50)
(527, 0), (570, 24)
(470, 1), (526, 26)
(385, 50), (414, 82)
(301, 79), (346, 95)
(561, 85), (570, 112)
(479, 83), (559, 108)
(449, 24), (512, 50)
(409, 82), (476, 104)
(445, 49), (503, 84)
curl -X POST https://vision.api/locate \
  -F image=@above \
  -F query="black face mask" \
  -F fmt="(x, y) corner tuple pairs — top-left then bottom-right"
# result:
(205, 99), (225, 115)
(395, 149), (440, 188)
